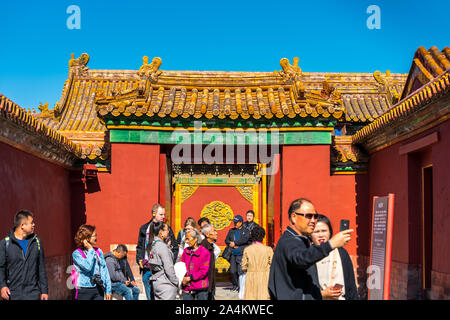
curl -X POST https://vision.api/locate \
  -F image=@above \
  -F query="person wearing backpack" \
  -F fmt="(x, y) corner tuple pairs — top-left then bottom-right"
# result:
(72, 225), (112, 300)
(0, 210), (48, 300)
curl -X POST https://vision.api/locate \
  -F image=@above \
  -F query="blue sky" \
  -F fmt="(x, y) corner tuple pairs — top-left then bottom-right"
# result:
(0, 0), (448, 110)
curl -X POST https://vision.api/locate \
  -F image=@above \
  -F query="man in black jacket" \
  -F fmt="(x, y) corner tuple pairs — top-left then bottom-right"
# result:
(225, 215), (251, 292)
(242, 210), (259, 232)
(136, 203), (177, 300)
(268, 198), (353, 300)
(0, 210), (48, 300)
(200, 223), (218, 300)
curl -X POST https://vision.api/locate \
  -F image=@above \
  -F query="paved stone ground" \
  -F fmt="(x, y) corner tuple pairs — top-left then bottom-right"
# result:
(214, 282), (240, 300)
(132, 282), (239, 300)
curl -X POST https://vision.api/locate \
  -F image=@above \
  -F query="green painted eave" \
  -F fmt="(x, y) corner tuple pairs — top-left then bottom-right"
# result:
(110, 129), (332, 145)
(104, 117), (337, 129)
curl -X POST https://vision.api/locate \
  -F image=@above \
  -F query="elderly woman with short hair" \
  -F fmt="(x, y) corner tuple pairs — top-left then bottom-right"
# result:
(180, 228), (211, 300)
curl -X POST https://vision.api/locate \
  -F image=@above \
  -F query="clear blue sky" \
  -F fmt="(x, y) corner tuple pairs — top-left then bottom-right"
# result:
(0, 0), (448, 110)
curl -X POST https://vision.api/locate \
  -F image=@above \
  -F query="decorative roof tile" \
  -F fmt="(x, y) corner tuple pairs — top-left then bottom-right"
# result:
(30, 53), (409, 161)
(332, 135), (368, 163)
(35, 53), (407, 132)
(353, 70), (449, 143)
(95, 57), (345, 121)
(400, 46), (450, 100)
(0, 94), (83, 163)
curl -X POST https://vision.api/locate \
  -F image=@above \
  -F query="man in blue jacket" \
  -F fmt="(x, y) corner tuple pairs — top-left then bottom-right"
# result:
(268, 198), (353, 300)
(225, 215), (251, 292)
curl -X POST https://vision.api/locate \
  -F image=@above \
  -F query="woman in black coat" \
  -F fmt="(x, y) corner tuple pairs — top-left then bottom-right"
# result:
(311, 215), (359, 300)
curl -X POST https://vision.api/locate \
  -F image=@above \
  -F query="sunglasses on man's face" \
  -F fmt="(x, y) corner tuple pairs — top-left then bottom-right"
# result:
(294, 212), (318, 220)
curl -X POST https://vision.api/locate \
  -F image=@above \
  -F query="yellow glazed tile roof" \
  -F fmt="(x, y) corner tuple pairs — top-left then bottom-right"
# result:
(30, 53), (413, 160)
(0, 94), (83, 158)
(353, 70), (449, 143)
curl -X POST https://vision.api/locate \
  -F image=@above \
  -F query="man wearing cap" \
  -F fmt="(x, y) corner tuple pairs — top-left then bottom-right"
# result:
(225, 215), (251, 292)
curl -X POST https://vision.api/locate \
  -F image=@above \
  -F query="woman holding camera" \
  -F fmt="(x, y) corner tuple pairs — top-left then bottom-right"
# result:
(72, 225), (112, 300)
(310, 215), (359, 300)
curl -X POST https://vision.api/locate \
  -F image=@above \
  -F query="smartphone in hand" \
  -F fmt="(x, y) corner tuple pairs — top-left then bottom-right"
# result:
(333, 283), (343, 290)
(340, 219), (350, 232)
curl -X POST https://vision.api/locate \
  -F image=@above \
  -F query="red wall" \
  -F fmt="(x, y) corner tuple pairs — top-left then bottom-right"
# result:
(329, 174), (368, 257)
(281, 145), (331, 227)
(367, 120), (450, 273)
(431, 121), (450, 273)
(281, 145), (366, 257)
(82, 143), (161, 251)
(0, 142), (72, 258)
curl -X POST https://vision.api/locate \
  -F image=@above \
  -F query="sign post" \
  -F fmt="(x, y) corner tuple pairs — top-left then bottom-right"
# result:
(368, 193), (395, 300)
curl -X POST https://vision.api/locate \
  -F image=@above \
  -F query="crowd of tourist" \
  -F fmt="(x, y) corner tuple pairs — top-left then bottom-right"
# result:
(0, 198), (358, 300)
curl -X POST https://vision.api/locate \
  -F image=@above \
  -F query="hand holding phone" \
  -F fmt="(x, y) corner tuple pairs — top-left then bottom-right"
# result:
(333, 283), (343, 290)
(340, 219), (350, 232)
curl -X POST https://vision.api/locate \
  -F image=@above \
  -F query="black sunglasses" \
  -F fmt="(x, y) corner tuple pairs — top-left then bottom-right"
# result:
(294, 212), (319, 220)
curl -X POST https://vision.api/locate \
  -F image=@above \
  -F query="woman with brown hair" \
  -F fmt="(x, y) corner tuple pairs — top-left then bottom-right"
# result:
(71, 225), (112, 300)
(176, 217), (201, 262)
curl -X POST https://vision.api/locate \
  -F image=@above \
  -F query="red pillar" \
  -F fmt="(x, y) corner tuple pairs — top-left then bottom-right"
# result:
(159, 153), (166, 206)
(273, 154), (282, 243)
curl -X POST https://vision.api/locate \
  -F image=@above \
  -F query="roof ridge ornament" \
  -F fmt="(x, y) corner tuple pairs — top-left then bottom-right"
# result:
(68, 53), (90, 76)
(277, 57), (302, 82)
(276, 57), (305, 100)
(35, 101), (61, 122)
(312, 77), (342, 102)
(137, 56), (162, 82)
(133, 56), (163, 95)
(373, 70), (400, 106)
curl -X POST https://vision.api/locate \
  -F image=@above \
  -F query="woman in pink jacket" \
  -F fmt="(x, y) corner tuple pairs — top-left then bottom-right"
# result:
(180, 228), (211, 300)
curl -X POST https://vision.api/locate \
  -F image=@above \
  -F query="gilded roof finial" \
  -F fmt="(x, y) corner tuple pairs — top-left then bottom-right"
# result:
(276, 57), (305, 100)
(136, 56), (163, 93)
(69, 53), (90, 76)
(37, 102), (52, 117)
(137, 56), (162, 81)
(373, 70), (400, 105)
(277, 57), (302, 82)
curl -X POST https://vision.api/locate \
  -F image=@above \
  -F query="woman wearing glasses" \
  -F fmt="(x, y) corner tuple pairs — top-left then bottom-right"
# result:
(311, 215), (359, 300)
